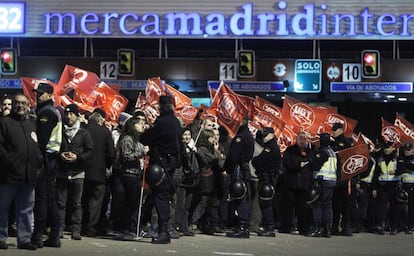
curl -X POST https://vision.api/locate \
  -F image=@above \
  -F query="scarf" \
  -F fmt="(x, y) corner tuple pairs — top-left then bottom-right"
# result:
(64, 120), (80, 142)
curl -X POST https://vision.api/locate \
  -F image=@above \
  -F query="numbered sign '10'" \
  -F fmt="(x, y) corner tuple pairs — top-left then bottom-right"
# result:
(342, 63), (361, 82)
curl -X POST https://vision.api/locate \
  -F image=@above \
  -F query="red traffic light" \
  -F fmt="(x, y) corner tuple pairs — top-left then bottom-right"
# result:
(361, 50), (380, 78)
(0, 48), (17, 75)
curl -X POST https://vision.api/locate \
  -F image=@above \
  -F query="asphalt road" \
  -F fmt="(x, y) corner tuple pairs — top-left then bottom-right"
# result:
(1, 232), (414, 256)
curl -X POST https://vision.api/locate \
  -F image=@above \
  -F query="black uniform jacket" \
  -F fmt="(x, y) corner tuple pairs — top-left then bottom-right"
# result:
(0, 113), (42, 184)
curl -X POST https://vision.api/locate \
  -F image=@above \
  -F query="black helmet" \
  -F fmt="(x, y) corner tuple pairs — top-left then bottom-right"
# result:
(230, 180), (247, 200)
(259, 184), (275, 200)
(145, 163), (165, 187)
(397, 189), (409, 204)
(306, 187), (321, 206)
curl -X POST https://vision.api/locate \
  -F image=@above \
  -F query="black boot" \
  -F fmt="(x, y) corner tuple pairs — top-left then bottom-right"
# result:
(226, 222), (249, 238)
(322, 224), (331, 238)
(152, 222), (171, 244)
(31, 233), (44, 249)
(257, 225), (275, 237)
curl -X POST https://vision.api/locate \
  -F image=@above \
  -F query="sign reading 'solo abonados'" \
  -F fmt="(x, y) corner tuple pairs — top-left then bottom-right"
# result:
(1, 0), (414, 39)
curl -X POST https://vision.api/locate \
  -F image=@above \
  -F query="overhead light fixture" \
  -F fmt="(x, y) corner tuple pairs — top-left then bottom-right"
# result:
(398, 97), (408, 102)
(386, 95), (395, 99)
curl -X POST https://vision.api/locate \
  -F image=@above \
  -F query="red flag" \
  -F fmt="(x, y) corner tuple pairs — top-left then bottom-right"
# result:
(338, 143), (370, 180)
(73, 88), (100, 109)
(209, 87), (217, 100)
(277, 126), (297, 154)
(175, 105), (199, 126)
(209, 83), (248, 137)
(250, 105), (285, 139)
(254, 96), (283, 119)
(381, 118), (404, 147)
(95, 82), (128, 123)
(322, 109), (357, 137)
(21, 77), (58, 107)
(394, 113), (414, 145)
(165, 84), (192, 110)
(145, 77), (165, 106)
(281, 95), (326, 136)
(237, 94), (255, 116)
(56, 65), (99, 96)
(135, 93), (146, 110)
(142, 156), (151, 192)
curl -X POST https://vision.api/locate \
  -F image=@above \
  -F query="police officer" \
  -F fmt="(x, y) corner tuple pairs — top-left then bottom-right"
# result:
(373, 142), (400, 235)
(252, 127), (281, 237)
(31, 83), (63, 248)
(140, 96), (183, 244)
(330, 122), (354, 236)
(397, 142), (414, 234)
(357, 143), (382, 233)
(224, 117), (254, 238)
(310, 133), (337, 238)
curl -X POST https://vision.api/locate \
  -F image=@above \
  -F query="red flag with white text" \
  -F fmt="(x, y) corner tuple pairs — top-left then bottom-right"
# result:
(209, 83), (248, 137)
(56, 65), (99, 96)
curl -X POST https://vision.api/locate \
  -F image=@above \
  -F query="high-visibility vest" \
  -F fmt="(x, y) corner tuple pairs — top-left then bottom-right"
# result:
(41, 105), (63, 154)
(314, 147), (337, 181)
(401, 159), (414, 183)
(360, 158), (376, 184)
(378, 159), (399, 182)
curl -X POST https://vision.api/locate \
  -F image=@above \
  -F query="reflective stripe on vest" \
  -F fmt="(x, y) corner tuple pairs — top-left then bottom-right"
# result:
(361, 158), (376, 184)
(314, 147), (337, 181)
(378, 159), (399, 182)
(46, 108), (63, 154)
(401, 171), (414, 184)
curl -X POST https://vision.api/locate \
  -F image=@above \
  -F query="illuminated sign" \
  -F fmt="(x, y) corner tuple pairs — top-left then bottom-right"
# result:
(294, 59), (322, 93)
(0, 2), (25, 34)
(208, 81), (286, 92)
(330, 82), (413, 93)
(40, 1), (414, 39)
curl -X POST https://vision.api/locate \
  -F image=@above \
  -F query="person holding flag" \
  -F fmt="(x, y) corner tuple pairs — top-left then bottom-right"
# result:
(309, 133), (338, 238)
(330, 122), (355, 236)
(252, 127), (282, 237)
(224, 116), (254, 239)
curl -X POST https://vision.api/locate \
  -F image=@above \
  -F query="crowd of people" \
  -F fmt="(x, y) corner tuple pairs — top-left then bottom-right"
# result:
(0, 86), (413, 250)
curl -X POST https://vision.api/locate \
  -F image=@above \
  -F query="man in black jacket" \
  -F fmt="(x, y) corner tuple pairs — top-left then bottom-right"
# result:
(57, 104), (94, 240)
(252, 127), (282, 237)
(140, 96), (182, 244)
(281, 132), (313, 235)
(224, 118), (254, 238)
(82, 110), (115, 237)
(0, 93), (42, 250)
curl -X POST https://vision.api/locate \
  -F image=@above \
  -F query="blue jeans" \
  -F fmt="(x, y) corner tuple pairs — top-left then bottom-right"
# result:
(0, 184), (35, 245)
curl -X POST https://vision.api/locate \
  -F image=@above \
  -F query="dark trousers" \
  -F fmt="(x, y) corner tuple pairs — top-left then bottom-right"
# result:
(33, 156), (60, 240)
(118, 174), (141, 233)
(56, 178), (84, 233)
(82, 181), (106, 235)
(376, 182), (399, 230)
(231, 181), (251, 224)
(175, 185), (193, 232)
(33, 177), (60, 239)
(332, 183), (352, 232)
(402, 184), (414, 229)
(312, 183), (334, 228)
(282, 187), (308, 233)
